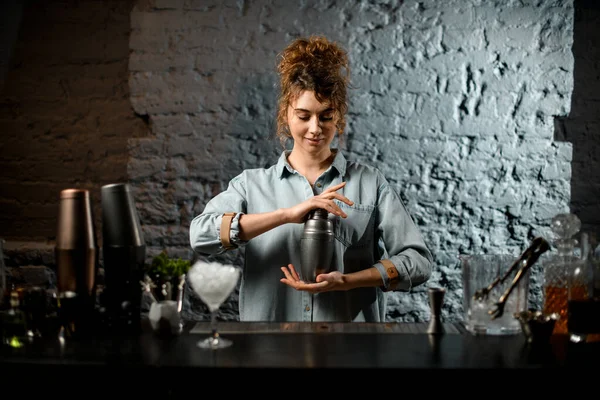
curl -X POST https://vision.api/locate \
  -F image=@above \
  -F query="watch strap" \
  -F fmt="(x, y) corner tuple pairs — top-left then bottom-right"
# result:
(379, 259), (399, 292)
(220, 212), (237, 250)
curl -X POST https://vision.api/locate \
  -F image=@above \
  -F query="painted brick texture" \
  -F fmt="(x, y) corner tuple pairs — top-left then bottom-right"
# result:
(2, 0), (597, 324)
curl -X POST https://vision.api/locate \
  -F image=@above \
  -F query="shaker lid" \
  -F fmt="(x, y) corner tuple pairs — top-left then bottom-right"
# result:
(101, 182), (131, 193)
(59, 188), (89, 199)
(310, 208), (329, 219)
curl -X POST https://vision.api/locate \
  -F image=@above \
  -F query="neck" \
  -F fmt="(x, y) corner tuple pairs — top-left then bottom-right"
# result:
(287, 148), (335, 184)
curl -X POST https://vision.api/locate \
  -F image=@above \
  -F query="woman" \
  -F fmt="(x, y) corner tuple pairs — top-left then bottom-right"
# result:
(189, 35), (433, 322)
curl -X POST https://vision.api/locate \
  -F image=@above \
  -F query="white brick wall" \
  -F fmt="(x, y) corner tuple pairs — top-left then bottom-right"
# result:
(2, 0), (590, 323)
(127, 0), (575, 321)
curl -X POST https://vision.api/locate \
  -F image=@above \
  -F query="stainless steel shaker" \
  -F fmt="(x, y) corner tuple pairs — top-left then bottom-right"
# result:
(300, 208), (334, 283)
(101, 183), (146, 334)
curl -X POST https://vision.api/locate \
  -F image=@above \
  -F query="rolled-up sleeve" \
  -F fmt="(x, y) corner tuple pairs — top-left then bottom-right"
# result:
(374, 175), (433, 292)
(189, 174), (250, 255)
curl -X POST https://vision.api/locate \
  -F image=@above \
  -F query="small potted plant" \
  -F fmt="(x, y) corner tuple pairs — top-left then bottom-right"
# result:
(144, 251), (191, 302)
(142, 251), (191, 336)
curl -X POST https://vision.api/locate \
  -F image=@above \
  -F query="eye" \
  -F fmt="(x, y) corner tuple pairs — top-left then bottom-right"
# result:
(320, 115), (334, 122)
(298, 116), (310, 121)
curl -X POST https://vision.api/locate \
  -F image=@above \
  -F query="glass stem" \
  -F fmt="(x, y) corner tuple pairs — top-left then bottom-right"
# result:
(210, 310), (218, 341)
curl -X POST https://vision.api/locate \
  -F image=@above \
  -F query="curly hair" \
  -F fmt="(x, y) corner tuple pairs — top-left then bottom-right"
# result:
(275, 35), (350, 149)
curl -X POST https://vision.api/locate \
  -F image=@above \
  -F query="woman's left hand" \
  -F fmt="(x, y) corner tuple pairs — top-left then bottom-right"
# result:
(280, 264), (345, 293)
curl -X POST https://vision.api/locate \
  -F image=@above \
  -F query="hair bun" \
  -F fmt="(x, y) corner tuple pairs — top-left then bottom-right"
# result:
(277, 36), (349, 83)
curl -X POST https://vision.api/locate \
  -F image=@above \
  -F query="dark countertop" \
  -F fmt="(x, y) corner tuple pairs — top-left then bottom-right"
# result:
(1, 321), (598, 394)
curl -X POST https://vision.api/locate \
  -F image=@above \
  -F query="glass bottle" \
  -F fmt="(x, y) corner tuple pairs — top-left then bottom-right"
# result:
(1, 287), (27, 347)
(567, 232), (600, 342)
(542, 213), (586, 335)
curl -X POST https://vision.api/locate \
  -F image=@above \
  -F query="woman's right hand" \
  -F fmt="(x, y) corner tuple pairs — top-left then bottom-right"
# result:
(285, 181), (354, 224)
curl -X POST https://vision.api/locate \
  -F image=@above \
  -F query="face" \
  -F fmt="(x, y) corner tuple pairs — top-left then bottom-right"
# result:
(287, 90), (338, 156)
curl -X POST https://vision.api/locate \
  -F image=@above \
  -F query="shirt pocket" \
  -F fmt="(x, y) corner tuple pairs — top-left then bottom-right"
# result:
(334, 203), (375, 248)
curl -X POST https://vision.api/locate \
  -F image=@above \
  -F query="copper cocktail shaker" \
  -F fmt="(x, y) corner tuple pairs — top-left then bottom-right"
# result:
(300, 208), (334, 283)
(55, 188), (98, 337)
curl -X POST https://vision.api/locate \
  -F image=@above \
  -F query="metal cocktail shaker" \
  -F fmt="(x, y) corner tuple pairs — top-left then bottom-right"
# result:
(101, 183), (146, 334)
(55, 188), (98, 338)
(300, 208), (334, 283)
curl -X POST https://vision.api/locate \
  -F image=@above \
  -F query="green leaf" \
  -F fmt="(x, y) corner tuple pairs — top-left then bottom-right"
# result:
(146, 250), (191, 280)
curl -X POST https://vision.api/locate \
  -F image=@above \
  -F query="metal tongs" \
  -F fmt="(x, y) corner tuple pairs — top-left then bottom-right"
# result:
(472, 236), (550, 320)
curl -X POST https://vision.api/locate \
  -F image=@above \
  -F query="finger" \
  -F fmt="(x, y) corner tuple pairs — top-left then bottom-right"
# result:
(332, 194), (354, 206)
(320, 191), (353, 205)
(315, 273), (338, 285)
(321, 200), (348, 218)
(312, 198), (346, 218)
(288, 263), (301, 281)
(305, 281), (329, 291)
(323, 181), (346, 193)
(334, 204), (348, 218)
(316, 193), (354, 211)
(280, 266), (295, 281)
(281, 278), (304, 289)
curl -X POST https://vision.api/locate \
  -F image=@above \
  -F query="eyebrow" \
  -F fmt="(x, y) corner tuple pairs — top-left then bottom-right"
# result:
(294, 107), (334, 113)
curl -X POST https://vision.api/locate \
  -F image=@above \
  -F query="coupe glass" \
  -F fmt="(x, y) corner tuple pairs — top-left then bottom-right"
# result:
(187, 261), (240, 349)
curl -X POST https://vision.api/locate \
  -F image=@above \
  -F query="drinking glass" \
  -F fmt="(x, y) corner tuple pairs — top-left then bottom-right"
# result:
(187, 261), (240, 349)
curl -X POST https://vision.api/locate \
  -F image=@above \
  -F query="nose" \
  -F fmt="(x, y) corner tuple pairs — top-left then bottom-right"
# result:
(308, 115), (322, 134)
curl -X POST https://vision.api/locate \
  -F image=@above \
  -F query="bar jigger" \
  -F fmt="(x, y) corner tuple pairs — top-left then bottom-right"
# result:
(427, 287), (446, 335)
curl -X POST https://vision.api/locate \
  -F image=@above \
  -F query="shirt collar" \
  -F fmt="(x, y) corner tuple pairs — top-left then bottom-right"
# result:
(276, 149), (347, 178)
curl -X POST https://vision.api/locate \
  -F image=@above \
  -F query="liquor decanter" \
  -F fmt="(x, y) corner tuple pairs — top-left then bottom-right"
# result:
(542, 213), (585, 335)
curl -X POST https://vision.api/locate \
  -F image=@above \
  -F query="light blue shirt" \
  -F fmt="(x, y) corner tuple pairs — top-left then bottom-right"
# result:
(189, 150), (433, 322)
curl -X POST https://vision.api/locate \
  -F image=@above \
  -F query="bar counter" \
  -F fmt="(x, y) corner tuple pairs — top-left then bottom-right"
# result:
(1, 320), (597, 393)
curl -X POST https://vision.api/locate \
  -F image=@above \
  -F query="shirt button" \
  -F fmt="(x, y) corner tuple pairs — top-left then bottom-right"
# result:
(316, 183), (322, 188)
(305, 306), (310, 311)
